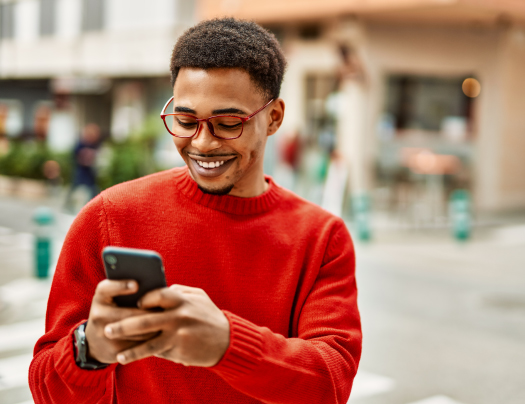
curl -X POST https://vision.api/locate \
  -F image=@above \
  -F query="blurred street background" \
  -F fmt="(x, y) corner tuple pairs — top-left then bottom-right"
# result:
(1, 0), (524, 403)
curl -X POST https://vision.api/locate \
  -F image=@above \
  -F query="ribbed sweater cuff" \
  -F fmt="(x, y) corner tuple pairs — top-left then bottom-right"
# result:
(211, 311), (263, 380)
(54, 320), (117, 387)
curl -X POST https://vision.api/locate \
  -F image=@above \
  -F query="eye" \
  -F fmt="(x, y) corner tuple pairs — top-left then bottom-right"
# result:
(213, 117), (243, 131)
(218, 122), (242, 129)
(176, 117), (197, 128)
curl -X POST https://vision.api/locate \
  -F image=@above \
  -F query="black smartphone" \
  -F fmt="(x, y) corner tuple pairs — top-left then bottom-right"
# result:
(102, 246), (167, 308)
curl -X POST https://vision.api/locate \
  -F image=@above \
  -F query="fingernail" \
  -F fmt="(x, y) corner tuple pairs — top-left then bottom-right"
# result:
(104, 326), (113, 336)
(117, 354), (126, 363)
(127, 281), (135, 289)
(137, 300), (142, 308)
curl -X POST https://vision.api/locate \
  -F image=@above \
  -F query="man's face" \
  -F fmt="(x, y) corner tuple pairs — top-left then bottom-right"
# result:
(171, 68), (284, 197)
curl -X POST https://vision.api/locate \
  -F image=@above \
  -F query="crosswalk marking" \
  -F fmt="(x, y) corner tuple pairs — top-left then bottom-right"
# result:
(406, 395), (467, 404)
(348, 370), (395, 401)
(0, 268), (49, 402)
(0, 230), (33, 250)
(0, 278), (51, 304)
(26, 299), (49, 318)
(0, 319), (44, 352)
(0, 353), (33, 392)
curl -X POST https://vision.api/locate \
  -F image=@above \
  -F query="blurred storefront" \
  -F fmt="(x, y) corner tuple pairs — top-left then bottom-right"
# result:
(0, 0), (194, 162)
(200, 0), (525, 218)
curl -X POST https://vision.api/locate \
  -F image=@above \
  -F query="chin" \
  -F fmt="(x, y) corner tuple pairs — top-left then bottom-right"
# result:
(197, 183), (234, 196)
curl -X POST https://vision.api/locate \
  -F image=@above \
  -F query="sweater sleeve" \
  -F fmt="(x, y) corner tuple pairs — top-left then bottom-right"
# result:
(211, 219), (362, 403)
(29, 195), (117, 404)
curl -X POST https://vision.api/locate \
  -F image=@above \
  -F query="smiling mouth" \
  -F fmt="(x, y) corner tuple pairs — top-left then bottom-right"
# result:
(188, 153), (236, 165)
(187, 154), (237, 176)
(195, 159), (226, 168)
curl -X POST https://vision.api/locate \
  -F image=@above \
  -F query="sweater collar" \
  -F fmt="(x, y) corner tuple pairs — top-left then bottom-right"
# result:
(172, 166), (281, 215)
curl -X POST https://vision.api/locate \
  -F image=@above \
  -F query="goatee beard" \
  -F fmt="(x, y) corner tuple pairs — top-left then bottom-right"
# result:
(197, 184), (234, 196)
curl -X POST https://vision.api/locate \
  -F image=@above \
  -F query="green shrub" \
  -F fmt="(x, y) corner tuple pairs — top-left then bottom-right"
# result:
(0, 114), (163, 189)
(0, 140), (74, 183)
(97, 114), (163, 190)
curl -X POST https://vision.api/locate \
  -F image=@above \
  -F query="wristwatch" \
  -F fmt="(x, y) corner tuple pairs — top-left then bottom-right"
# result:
(73, 321), (109, 370)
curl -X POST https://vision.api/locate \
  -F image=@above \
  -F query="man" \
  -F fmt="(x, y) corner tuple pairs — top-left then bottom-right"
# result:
(64, 123), (101, 210)
(30, 18), (361, 403)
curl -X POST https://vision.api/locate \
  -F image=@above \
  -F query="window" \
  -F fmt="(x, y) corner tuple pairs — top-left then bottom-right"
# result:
(82, 0), (104, 32)
(0, 2), (15, 40)
(40, 0), (56, 36)
(304, 74), (338, 144)
(385, 75), (474, 138)
(299, 25), (321, 41)
(0, 99), (24, 137)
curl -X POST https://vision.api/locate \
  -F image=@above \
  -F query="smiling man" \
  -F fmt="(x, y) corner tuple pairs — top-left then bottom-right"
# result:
(166, 67), (280, 197)
(30, 18), (361, 404)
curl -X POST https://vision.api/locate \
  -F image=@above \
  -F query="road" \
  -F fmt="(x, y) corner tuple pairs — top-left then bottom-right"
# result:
(0, 195), (524, 404)
(354, 230), (525, 404)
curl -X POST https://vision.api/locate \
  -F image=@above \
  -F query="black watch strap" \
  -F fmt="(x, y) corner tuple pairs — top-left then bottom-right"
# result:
(73, 321), (110, 370)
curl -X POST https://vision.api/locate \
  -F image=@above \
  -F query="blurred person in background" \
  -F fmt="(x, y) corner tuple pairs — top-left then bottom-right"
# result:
(29, 18), (361, 404)
(64, 123), (101, 210)
(32, 105), (51, 142)
(0, 104), (8, 156)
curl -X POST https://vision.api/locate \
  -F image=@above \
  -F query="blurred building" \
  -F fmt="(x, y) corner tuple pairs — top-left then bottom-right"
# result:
(2, 0), (524, 216)
(0, 0), (195, 154)
(200, 0), (525, 215)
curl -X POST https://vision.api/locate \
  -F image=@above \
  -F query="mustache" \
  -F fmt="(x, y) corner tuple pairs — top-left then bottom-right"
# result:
(187, 152), (237, 158)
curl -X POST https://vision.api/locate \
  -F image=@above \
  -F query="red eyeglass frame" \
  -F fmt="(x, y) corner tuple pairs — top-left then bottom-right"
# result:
(160, 97), (274, 140)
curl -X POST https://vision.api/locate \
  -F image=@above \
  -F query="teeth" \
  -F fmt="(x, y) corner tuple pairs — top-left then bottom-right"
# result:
(196, 160), (226, 168)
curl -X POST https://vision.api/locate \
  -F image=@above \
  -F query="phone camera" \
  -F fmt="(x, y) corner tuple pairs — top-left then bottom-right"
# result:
(105, 254), (117, 265)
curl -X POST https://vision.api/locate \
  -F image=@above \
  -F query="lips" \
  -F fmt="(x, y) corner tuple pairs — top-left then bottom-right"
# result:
(188, 156), (236, 178)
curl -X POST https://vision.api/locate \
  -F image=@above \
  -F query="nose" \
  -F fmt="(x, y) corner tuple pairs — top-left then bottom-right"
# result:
(191, 120), (222, 153)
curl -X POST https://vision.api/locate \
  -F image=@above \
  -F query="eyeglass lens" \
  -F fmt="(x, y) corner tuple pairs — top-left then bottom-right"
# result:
(164, 114), (243, 139)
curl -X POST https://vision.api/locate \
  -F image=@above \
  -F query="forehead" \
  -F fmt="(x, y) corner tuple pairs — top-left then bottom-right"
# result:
(173, 67), (264, 107)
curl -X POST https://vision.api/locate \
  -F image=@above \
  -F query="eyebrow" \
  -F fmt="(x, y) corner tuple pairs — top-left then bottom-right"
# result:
(173, 106), (247, 115)
(212, 108), (247, 115)
(174, 106), (196, 114)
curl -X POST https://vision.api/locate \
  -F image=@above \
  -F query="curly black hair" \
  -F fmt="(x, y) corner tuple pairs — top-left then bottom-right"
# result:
(170, 18), (286, 100)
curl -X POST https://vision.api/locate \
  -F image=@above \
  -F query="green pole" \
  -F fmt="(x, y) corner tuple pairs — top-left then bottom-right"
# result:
(449, 190), (471, 241)
(352, 193), (372, 242)
(33, 207), (54, 279)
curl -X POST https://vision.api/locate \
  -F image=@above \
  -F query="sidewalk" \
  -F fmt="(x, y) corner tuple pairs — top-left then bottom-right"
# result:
(0, 194), (74, 287)
(0, 192), (75, 404)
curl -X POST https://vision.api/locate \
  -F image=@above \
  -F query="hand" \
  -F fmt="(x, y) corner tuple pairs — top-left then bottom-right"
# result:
(85, 280), (159, 364)
(103, 284), (230, 367)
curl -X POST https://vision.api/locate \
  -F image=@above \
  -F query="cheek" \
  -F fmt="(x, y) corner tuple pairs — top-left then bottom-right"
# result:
(173, 138), (189, 155)
(239, 122), (267, 162)
(243, 140), (264, 166)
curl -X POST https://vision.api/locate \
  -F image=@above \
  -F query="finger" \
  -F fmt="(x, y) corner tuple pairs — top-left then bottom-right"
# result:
(105, 312), (169, 339)
(125, 331), (161, 341)
(94, 279), (138, 304)
(138, 287), (185, 310)
(87, 304), (146, 335)
(99, 305), (145, 323)
(116, 333), (171, 365)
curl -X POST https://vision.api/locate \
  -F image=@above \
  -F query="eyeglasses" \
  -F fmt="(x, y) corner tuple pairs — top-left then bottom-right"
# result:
(160, 97), (274, 140)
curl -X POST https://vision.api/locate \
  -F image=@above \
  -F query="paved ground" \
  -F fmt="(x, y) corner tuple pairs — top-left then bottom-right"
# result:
(0, 194), (523, 404)
(353, 229), (525, 404)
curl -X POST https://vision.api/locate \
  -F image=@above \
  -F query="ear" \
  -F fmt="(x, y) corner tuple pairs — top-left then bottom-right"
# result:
(267, 98), (285, 137)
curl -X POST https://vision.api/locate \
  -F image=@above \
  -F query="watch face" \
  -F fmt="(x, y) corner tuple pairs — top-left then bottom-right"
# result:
(73, 322), (87, 363)
(73, 322), (109, 370)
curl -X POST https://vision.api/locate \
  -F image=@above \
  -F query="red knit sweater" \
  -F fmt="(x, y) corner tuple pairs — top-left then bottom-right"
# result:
(29, 167), (361, 404)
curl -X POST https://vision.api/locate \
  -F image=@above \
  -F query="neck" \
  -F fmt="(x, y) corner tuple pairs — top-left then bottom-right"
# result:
(228, 172), (269, 198)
